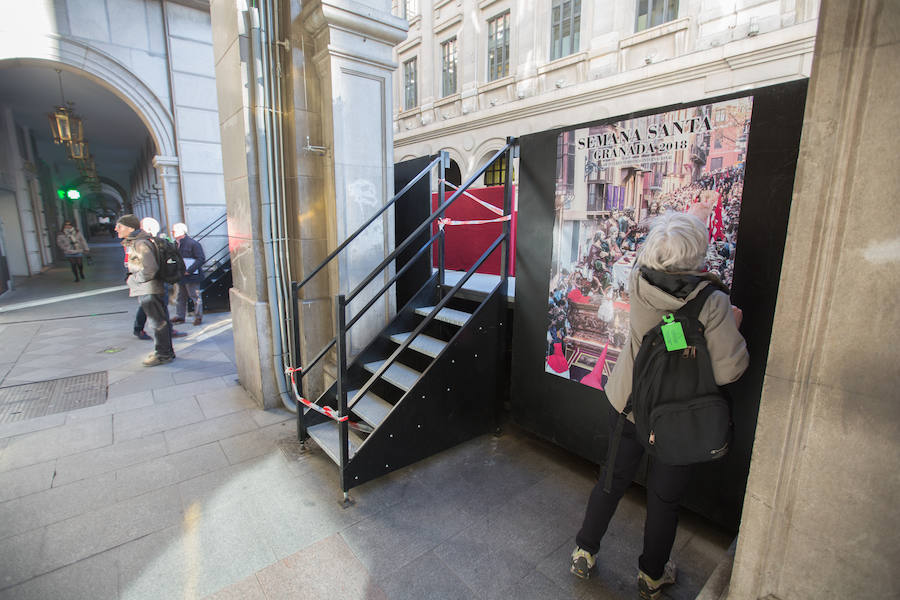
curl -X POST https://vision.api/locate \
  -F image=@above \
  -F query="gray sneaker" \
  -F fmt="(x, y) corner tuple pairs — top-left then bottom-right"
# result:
(570, 547), (596, 579)
(142, 354), (175, 367)
(638, 560), (676, 600)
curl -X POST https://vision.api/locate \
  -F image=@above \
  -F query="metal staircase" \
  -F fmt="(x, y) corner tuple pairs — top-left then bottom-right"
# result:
(187, 213), (232, 312)
(290, 140), (517, 499)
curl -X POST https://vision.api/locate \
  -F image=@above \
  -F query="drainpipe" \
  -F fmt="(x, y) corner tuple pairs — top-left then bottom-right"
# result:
(247, 2), (295, 411)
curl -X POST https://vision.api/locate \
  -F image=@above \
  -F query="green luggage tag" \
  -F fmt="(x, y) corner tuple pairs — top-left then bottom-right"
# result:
(660, 314), (687, 351)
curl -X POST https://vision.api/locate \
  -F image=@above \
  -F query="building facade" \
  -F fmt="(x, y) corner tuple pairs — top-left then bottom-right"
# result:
(391, 0), (819, 183)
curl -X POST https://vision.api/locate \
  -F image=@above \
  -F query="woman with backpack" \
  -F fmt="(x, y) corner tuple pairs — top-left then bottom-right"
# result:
(570, 211), (749, 600)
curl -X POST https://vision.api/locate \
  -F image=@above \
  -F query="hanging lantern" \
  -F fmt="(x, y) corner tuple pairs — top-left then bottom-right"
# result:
(68, 139), (89, 161)
(48, 105), (73, 145)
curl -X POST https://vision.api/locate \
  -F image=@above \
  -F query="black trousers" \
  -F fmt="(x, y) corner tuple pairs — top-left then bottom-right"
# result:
(138, 294), (174, 359)
(576, 403), (691, 580)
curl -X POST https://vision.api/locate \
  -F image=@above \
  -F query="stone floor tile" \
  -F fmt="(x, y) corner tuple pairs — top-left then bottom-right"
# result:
(0, 413), (67, 441)
(113, 441), (230, 502)
(0, 528), (47, 590)
(0, 547), (118, 600)
(151, 375), (233, 404)
(113, 396), (204, 442)
(107, 369), (177, 399)
(435, 496), (573, 598)
(172, 363), (239, 385)
(116, 500), (275, 600)
(53, 432), (168, 486)
(250, 406), (293, 428)
(256, 533), (387, 600)
(494, 570), (582, 600)
(0, 415), (112, 472)
(0, 472), (118, 541)
(195, 385), (257, 419)
(219, 421), (295, 465)
(202, 573), (266, 600)
(164, 409), (259, 454)
(0, 460), (56, 503)
(340, 486), (474, 578)
(376, 551), (477, 600)
(41, 485), (184, 575)
(64, 389), (155, 422)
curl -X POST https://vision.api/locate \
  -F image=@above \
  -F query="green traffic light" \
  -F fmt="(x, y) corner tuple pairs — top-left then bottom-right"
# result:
(57, 189), (65, 199)
(66, 189), (81, 200)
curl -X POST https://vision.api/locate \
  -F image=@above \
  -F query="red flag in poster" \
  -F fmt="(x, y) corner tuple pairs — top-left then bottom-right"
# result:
(709, 193), (725, 241)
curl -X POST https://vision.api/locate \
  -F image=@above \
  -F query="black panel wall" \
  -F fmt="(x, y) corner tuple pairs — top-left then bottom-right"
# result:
(394, 156), (436, 308)
(510, 80), (809, 530)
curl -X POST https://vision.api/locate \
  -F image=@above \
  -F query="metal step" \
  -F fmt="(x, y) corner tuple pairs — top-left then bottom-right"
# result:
(307, 421), (366, 465)
(389, 332), (448, 358)
(415, 306), (472, 327)
(348, 389), (392, 428)
(363, 360), (421, 391)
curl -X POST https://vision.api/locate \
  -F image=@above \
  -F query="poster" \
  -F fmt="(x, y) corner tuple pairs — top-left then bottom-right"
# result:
(545, 96), (754, 387)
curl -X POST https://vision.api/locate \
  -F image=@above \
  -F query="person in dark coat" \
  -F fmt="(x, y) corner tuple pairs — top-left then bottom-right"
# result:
(171, 223), (206, 326)
(115, 214), (175, 366)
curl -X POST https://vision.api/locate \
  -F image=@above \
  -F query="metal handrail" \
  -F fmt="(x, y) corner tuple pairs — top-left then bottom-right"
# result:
(346, 231), (506, 411)
(193, 212), (227, 242)
(293, 140), (513, 384)
(293, 153), (444, 293)
(298, 230), (442, 377)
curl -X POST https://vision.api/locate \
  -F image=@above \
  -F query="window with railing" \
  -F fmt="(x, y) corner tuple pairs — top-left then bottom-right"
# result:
(403, 57), (417, 110)
(635, 0), (679, 32)
(487, 11), (510, 81)
(441, 37), (458, 97)
(550, 0), (581, 60)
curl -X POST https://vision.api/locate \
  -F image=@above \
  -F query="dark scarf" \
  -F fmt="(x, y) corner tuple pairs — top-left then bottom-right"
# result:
(639, 266), (728, 299)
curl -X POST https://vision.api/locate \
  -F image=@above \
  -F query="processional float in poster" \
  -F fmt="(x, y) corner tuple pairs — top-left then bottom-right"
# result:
(545, 96), (754, 387)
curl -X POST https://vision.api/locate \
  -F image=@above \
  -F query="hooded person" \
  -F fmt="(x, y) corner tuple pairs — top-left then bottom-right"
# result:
(115, 214), (175, 366)
(56, 221), (90, 282)
(570, 212), (749, 599)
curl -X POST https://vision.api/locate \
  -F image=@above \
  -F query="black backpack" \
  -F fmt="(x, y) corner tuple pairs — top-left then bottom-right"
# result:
(604, 284), (732, 491)
(149, 237), (186, 284)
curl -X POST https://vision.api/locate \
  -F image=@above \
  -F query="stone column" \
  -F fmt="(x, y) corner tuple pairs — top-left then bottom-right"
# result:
(152, 154), (184, 231)
(728, 1), (900, 598)
(299, 0), (407, 357)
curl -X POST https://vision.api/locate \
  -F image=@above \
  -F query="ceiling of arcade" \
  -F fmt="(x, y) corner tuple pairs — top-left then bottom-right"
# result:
(0, 62), (151, 207)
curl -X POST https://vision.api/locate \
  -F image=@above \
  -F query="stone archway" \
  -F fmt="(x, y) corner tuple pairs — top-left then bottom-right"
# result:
(0, 34), (176, 159)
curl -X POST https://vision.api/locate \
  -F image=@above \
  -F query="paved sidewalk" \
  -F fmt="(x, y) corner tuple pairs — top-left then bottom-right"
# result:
(0, 245), (731, 599)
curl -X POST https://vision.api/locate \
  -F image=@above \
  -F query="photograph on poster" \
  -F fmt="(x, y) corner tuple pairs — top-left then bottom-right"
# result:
(546, 96), (754, 388)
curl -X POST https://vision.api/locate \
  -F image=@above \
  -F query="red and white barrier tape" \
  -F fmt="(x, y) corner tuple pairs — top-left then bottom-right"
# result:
(285, 366), (349, 422)
(438, 179), (505, 216)
(437, 215), (511, 230)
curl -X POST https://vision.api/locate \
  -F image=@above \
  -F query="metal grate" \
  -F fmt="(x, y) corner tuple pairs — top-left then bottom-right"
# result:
(0, 372), (108, 424)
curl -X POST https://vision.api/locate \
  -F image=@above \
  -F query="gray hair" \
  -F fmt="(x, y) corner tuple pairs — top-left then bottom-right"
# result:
(636, 212), (708, 272)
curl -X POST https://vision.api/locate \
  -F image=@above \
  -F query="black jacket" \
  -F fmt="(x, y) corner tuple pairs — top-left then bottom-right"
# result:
(177, 235), (206, 283)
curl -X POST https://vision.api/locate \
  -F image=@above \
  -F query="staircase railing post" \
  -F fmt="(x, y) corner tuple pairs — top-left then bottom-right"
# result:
(293, 282), (308, 443)
(335, 294), (350, 500)
(437, 151), (448, 291)
(500, 138), (517, 287)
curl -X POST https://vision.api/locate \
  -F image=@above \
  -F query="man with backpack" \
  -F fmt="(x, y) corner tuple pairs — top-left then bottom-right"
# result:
(115, 214), (176, 366)
(570, 212), (749, 599)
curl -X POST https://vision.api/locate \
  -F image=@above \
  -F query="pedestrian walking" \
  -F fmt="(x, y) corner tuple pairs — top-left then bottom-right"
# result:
(570, 212), (749, 599)
(115, 214), (176, 366)
(170, 222), (206, 326)
(56, 221), (90, 282)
